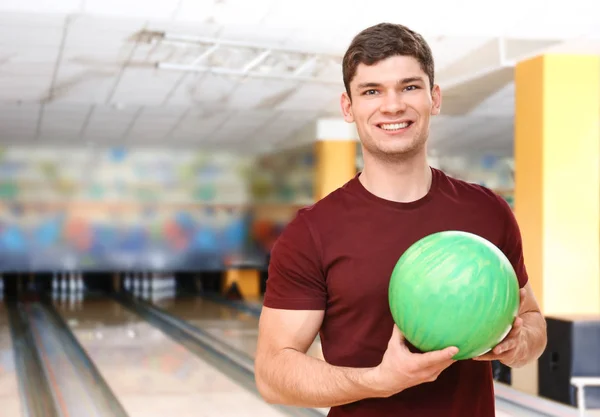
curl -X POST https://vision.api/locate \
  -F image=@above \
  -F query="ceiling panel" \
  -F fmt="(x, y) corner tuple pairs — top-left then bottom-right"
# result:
(83, 0), (179, 20)
(66, 14), (146, 40)
(124, 106), (185, 141)
(0, 46), (58, 77)
(184, 0), (274, 26)
(160, 72), (201, 106)
(222, 78), (298, 109)
(48, 65), (118, 104)
(0, 3), (595, 153)
(208, 110), (271, 142)
(126, 129), (171, 142)
(0, 13), (65, 47)
(63, 16), (143, 63)
(254, 110), (317, 144)
(431, 37), (496, 73)
(262, 0), (340, 35)
(508, 0), (599, 39)
(0, 101), (40, 114)
(109, 68), (183, 106)
(38, 130), (80, 142)
(82, 104), (141, 140)
(441, 66), (514, 116)
(0, 0), (80, 13)
(428, 115), (471, 144)
(184, 73), (239, 105)
(276, 82), (342, 111)
(170, 108), (231, 142)
(469, 83), (515, 117)
(0, 76), (49, 101)
(40, 102), (91, 133)
(148, 19), (221, 38)
(430, 115), (514, 156)
(170, 0), (217, 23)
(0, 124), (37, 136)
(218, 23), (296, 46)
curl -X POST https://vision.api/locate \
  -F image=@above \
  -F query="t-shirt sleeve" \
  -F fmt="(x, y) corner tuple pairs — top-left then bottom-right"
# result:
(262, 211), (327, 310)
(496, 196), (529, 288)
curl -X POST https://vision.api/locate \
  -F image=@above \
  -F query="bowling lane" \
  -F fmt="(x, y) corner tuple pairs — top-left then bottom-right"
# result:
(52, 296), (289, 417)
(0, 301), (23, 417)
(154, 296), (323, 361)
(0, 303), (23, 417)
(157, 296), (557, 417)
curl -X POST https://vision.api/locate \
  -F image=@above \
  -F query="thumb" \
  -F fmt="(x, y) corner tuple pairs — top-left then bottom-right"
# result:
(389, 325), (410, 351)
(418, 345), (459, 367)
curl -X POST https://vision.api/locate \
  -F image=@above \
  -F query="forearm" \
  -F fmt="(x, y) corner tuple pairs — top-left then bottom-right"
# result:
(506, 311), (547, 368)
(255, 348), (384, 408)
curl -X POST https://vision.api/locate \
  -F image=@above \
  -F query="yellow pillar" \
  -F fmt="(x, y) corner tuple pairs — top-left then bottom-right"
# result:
(314, 118), (358, 200)
(222, 268), (261, 299)
(512, 54), (600, 394)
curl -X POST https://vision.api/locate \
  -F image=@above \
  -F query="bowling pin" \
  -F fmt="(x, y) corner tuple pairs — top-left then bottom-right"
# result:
(70, 272), (77, 292)
(142, 273), (149, 292)
(77, 273), (84, 291)
(133, 272), (140, 291)
(76, 291), (83, 310)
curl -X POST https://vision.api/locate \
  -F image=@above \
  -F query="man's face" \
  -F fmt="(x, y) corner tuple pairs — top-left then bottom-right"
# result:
(341, 55), (441, 160)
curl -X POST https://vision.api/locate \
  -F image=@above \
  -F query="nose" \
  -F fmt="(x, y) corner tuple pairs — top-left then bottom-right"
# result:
(380, 92), (407, 114)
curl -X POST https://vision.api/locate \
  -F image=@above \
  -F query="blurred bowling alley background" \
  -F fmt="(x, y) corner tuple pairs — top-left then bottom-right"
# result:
(0, 145), (515, 272)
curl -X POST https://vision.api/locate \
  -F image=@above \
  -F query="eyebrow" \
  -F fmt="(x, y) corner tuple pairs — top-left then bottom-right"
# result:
(356, 76), (425, 90)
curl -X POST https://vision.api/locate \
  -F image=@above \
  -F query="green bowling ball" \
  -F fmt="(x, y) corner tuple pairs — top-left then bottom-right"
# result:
(388, 230), (520, 360)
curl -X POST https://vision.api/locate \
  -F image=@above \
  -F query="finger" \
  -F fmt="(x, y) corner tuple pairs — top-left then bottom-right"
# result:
(500, 317), (522, 341)
(511, 317), (523, 332)
(417, 346), (459, 368)
(489, 335), (519, 356)
(473, 346), (506, 361)
(493, 338), (519, 355)
(392, 325), (407, 343)
(390, 325), (410, 352)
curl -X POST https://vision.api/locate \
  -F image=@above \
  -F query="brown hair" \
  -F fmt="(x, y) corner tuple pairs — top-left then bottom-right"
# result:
(342, 23), (435, 98)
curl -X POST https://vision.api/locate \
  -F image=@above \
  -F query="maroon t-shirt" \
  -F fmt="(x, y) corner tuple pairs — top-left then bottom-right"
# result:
(263, 168), (528, 417)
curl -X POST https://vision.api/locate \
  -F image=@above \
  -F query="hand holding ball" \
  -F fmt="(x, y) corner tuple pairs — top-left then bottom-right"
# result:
(388, 231), (520, 360)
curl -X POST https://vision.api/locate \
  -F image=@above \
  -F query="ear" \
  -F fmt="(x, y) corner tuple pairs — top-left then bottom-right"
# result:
(430, 84), (442, 116)
(340, 92), (354, 123)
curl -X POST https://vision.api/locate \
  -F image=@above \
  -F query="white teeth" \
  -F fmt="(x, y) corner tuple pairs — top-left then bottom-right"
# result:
(380, 122), (409, 130)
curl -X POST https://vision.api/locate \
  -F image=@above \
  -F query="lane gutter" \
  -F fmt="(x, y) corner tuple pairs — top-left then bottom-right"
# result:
(115, 293), (325, 417)
(37, 298), (131, 417)
(6, 300), (60, 417)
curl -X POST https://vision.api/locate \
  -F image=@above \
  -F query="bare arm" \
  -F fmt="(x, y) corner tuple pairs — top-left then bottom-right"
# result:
(254, 307), (459, 408)
(511, 283), (547, 367)
(254, 306), (383, 408)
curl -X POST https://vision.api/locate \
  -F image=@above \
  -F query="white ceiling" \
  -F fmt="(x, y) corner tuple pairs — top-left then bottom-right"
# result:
(0, 0), (599, 156)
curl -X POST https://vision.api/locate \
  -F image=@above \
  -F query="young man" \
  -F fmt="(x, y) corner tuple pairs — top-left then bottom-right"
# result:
(254, 23), (547, 417)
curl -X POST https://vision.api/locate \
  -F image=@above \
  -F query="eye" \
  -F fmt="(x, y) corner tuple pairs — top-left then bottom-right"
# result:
(362, 89), (378, 95)
(404, 85), (419, 91)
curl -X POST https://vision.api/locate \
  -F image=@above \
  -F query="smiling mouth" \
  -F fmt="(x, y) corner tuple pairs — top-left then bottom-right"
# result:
(377, 121), (413, 132)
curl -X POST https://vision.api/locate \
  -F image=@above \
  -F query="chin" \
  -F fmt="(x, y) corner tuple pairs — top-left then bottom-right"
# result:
(379, 139), (420, 154)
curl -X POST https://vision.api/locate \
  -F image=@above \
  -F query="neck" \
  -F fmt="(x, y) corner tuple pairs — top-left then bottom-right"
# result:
(359, 148), (432, 203)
